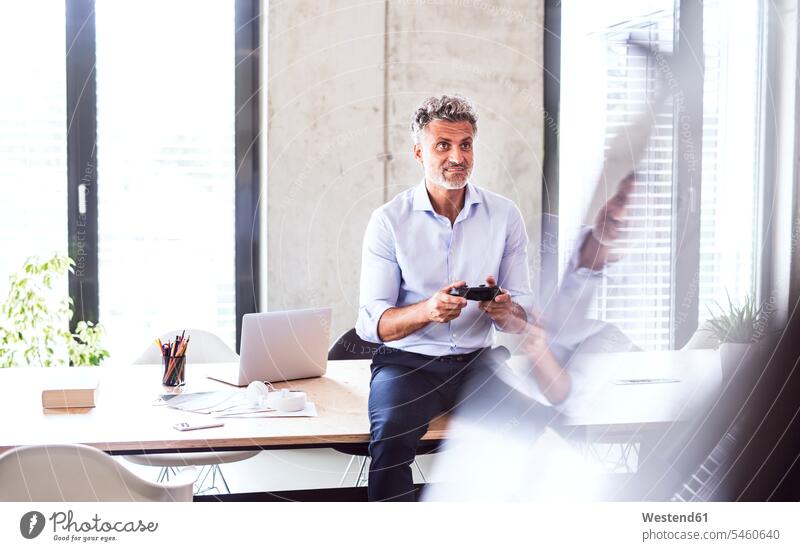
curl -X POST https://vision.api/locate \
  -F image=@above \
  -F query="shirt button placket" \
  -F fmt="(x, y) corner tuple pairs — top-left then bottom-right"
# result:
(447, 223), (457, 351)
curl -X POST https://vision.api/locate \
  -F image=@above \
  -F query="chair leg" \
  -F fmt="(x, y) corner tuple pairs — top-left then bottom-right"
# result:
(215, 465), (232, 494)
(355, 456), (369, 487)
(413, 459), (427, 483)
(339, 455), (357, 487)
(194, 465), (214, 494)
(159, 466), (179, 483)
(193, 465), (232, 495)
(156, 467), (169, 483)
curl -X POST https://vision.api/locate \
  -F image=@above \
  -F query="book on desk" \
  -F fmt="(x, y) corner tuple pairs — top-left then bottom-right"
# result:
(41, 373), (99, 409)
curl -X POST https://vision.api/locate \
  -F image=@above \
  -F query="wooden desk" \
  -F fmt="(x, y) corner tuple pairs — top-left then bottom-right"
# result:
(0, 360), (447, 455)
(0, 350), (721, 455)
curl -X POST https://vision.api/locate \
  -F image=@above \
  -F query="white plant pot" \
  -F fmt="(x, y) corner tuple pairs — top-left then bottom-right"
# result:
(719, 342), (754, 381)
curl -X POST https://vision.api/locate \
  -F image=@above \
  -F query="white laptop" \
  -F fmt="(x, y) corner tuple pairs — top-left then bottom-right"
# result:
(208, 307), (332, 387)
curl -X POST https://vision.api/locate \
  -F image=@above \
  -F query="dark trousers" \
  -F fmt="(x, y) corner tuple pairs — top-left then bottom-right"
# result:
(367, 346), (547, 501)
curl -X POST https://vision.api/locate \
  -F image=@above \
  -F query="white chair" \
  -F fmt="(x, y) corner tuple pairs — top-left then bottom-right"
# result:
(681, 324), (719, 350)
(0, 444), (195, 501)
(124, 329), (260, 494)
(133, 328), (241, 365)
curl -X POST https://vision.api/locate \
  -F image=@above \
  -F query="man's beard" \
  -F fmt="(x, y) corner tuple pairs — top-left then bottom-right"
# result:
(428, 164), (472, 190)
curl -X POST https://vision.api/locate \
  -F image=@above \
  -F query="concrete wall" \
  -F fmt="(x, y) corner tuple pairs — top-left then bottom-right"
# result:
(266, 0), (545, 339)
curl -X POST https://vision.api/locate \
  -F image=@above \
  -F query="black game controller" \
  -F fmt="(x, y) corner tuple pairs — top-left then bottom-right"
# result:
(448, 284), (501, 301)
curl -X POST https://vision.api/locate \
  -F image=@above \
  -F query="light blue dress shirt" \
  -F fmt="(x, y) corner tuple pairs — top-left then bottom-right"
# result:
(356, 181), (536, 356)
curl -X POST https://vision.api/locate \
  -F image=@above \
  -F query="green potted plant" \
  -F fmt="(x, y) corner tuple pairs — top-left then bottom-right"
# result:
(705, 293), (770, 379)
(0, 255), (109, 368)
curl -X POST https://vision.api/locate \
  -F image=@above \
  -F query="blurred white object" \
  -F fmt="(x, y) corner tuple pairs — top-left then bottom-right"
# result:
(424, 350), (722, 501)
(424, 426), (604, 501)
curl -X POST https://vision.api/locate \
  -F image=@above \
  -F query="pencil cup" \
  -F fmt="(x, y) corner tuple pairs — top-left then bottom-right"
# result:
(162, 355), (186, 387)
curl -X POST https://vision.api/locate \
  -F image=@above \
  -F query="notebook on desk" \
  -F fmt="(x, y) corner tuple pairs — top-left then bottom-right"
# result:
(208, 307), (332, 387)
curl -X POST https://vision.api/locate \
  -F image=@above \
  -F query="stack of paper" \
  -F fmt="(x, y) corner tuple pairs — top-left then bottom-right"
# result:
(158, 390), (317, 418)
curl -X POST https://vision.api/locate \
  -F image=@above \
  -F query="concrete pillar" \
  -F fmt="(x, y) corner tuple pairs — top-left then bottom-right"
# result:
(266, 0), (544, 339)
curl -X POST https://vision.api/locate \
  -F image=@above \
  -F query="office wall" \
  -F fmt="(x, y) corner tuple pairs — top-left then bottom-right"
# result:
(266, 0), (545, 339)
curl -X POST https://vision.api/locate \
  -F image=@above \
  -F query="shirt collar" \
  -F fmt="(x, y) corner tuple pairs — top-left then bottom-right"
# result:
(412, 180), (482, 212)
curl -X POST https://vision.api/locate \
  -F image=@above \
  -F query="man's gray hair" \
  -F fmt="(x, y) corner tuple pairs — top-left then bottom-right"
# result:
(410, 94), (479, 144)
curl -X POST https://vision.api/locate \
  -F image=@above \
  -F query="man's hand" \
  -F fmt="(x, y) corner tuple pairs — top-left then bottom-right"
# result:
(580, 173), (635, 270)
(519, 312), (548, 358)
(424, 280), (468, 323)
(477, 275), (527, 333)
(376, 281), (468, 342)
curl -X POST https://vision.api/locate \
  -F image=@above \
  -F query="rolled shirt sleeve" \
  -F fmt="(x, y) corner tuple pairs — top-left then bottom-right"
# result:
(355, 211), (400, 343)
(496, 204), (536, 329)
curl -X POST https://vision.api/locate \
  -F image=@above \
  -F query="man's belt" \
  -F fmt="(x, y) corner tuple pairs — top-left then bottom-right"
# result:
(416, 347), (489, 363)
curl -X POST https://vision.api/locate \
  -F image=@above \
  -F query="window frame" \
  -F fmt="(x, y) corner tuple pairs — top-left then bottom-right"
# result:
(63, 0), (262, 352)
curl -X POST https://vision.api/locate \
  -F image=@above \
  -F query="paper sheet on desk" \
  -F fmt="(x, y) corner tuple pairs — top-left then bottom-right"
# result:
(159, 391), (240, 413)
(212, 403), (317, 418)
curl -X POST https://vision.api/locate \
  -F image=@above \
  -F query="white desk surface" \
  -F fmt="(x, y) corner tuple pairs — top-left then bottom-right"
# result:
(0, 350), (721, 454)
(555, 349), (722, 432)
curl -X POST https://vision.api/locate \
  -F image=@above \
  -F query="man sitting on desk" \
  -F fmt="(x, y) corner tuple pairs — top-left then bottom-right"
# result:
(355, 94), (627, 501)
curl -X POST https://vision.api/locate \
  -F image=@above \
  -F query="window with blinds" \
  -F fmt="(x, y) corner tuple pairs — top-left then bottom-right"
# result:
(593, 10), (675, 350)
(559, 0), (762, 351)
